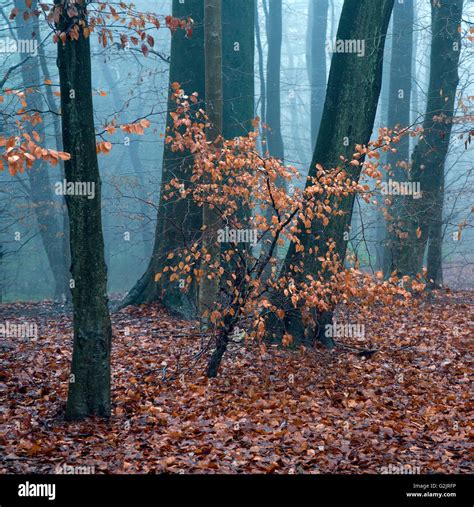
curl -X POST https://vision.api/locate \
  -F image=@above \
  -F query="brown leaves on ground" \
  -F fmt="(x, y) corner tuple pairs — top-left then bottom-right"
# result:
(0, 291), (472, 474)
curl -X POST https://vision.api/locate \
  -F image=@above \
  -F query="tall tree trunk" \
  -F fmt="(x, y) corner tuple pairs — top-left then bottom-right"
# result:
(222, 0), (254, 228)
(263, 0), (284, 262)
(118, 0), (205, 317)
(199, 0), (223, 324)
(426, 190), (444, 286)
(14, 0), (69, 300)
(374, 15), (393, 272)
(255, 0), (267, 152)
(55, 0), (112, 420)
(382, 0), (414, 275)
(393, 0), (463, 281)
(222, 0), (255, 140)
(306, 0), (329, 148)
(270, 0), (395, 346)
(265, 0), (284, 163)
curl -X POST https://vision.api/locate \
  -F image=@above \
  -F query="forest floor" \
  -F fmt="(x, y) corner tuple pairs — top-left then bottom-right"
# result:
(0, 290), (472, 474)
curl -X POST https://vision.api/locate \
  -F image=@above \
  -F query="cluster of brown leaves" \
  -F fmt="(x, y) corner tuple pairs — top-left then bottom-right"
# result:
(0, 291), (471, 474)
(97, 118), (152, 154)
(0, 89), (71, 176)
(0, 88), (150, 172)
(20, 0), (193, 55)
(157, 89), (423, 342)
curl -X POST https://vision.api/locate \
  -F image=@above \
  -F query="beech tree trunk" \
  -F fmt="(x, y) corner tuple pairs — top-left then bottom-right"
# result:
(393, 0), (463, 283)
(255, 0), (267, 151)
(382, 0), (414, 276)
(55, 0), (112, 420)
(222, 0), (255, 140)
(199, 0), (223, 325)
(270, 0), (395, 346)
(266, 0), (284, 163)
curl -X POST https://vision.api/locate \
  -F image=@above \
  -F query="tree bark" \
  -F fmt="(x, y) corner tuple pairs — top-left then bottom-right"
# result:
(382, 0), (414, 276)
(55, 0), (112, 420)
(255, 0), (266, 151)
(426, 191), (444, 286)
(393, 0), (463, 281)
(270, 0), (395, 346)
(199, 0), (223, 325)
(266, 0), (284, 163)
(222, 0), (255, 140)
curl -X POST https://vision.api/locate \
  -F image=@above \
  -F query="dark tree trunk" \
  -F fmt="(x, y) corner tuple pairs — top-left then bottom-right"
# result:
(55, 0), (112, 420)
(221, 0), (254, 228)
(382, 0), (414, 276)
(14, 0), (69, 300)
(222, 0), (255, 140)
(393, 0), (463, 281)
(206, 334), (229, 377)
(427, 191), (444, 287)
(270, 0), (395, 346)
(262, 0), (284, 262)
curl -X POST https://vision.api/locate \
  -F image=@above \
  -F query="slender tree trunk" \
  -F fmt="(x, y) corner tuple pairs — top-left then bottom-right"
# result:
(270, 0), (395, 346)
(199, 0), (223, 325)
(222, 0), (254, 229)
(255, 0), (267, 151)
(427, 189), (444, 286)
(14, 0), (68, 300)
(306, 0), (329, 148)
(382, 0), (414, 275)
(374, 16), (393, 272)
(264, 0), (284, 261)
(55, 0), (112, 420)
(393, 0), (463, 280)
(265, 0), (284, 163)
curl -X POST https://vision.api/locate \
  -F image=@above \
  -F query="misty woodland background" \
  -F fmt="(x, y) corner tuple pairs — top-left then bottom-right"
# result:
(0, 0), (472, 475)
